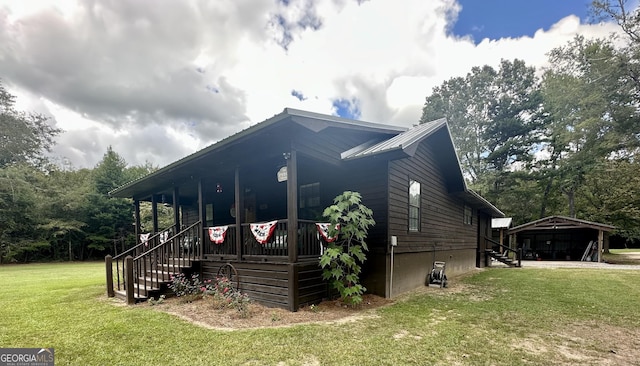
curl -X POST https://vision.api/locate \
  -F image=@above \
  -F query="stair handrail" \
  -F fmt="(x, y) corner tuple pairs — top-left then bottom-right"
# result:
(130, 221), (202, 300)
(107, 225), (176, 297)
(485, 236), (522, 267)
(134, 221), (201, 261)
(113, 225), (176, 261)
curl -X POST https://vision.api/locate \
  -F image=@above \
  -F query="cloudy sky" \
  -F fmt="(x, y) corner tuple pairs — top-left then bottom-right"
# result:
(0, 0), (625, 169)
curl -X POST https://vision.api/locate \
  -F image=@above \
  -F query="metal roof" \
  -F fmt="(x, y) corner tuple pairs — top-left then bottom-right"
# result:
(458, 189), (505, 218)
(110, 108), (405, 198)
(108, 109), (504, 218)
(492, 217), (513, 229)
(341, 118), (446, 160)
(509, 216), (616, 234)
(285, 108), (406, 134)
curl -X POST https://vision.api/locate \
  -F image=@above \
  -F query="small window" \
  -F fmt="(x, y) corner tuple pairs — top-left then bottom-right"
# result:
(409, 180), (421, 232)
(464, 205), (473, 225)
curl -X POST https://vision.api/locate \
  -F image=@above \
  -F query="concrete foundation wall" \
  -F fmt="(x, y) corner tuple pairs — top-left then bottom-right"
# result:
(390, 248), (476, 296)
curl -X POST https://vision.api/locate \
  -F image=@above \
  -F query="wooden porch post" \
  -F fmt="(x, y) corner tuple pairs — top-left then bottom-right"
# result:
(151, 194), (159, 234)
(287, 150), (298, 263)
(198, 178), (206, 259)
(173, 187), (180, 255)
(134, 199), (141, 256)
(286, 150), (299, 311)
(235, 167), (242, 261)
(173, 187), (180, 229)
(597, 230), (604, 263)
(125, 255), (135, 305)
(105, 254), (114, 297)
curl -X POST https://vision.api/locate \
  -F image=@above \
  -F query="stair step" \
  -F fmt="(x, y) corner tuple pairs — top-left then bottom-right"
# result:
(113, 289), (148, 303)
(136, 276), (171, 286)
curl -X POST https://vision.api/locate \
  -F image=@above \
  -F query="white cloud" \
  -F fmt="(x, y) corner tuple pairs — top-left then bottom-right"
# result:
(0, 0), (624, 168)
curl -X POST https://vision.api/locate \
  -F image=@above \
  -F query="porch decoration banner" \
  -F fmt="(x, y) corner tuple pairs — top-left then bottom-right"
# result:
(250, 220), (278, 244)
(140, 233), (150, 246)
(208, 226), (229, 245)
(315, 223), (340, 243)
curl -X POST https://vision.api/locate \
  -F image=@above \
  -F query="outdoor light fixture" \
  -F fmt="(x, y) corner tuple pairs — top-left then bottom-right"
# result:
(216, 183), (223, 193)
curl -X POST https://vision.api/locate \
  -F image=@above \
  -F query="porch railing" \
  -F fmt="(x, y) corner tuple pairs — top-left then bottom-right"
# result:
(298, 219), (324, 258)
(204, 224), (237, 257)
(242, 220), (289, 257)
(106, 218), (330, 301)
(238, 219), (324, 259)
(131, 221), (201, 300)
(107, 225), (176, 295)
(105, 222), (201, 302)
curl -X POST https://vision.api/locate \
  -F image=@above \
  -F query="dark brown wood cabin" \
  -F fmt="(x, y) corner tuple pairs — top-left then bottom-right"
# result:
(107, 108), (503, 311)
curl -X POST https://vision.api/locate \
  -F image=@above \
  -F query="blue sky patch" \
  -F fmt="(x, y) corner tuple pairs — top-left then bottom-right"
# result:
(332, 98), (361, 119)
(452, 0), (591, 44)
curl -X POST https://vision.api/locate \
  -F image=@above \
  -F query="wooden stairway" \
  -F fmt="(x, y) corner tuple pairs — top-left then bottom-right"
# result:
(112, 258), (192, 302)
(485, 237), (522, 268)
(106, 221), (201, 304)
(486, 249), (521, 267)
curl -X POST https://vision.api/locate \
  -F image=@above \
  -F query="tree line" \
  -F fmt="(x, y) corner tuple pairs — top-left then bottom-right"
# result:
(0, 82), (171, 262)
(421, 0), (640, 242)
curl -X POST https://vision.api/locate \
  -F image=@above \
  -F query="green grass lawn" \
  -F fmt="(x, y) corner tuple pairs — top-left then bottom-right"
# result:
(1, 262), (639, 365)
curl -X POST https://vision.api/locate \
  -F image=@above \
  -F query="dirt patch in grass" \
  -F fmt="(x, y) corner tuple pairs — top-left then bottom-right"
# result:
(603, 251), (640, 265)
(512, 322), (640, 365)
(146, 294), (392, 330)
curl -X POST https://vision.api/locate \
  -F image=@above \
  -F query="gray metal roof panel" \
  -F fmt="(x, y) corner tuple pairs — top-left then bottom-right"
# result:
(342, 118), (446, 159)
(285, 108), (407, 134)
(492, 217), (513, 229)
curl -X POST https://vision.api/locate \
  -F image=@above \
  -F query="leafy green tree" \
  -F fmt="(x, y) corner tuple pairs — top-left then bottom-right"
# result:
(84, 148), (136, 256)
(421, 59), (544, 185)
(0, 81), (61, 168)
(139, 202), (174, 233)
(38, 167), (92, 260)
(0, 164), (48, 262)
(542, 36), (640, 217)
(420, 59), (547, 223)
(319, 191), (375, 306)
(93, 146), (128, 195)
(591, 0), (639, 37)
(577, 159), (640, 240)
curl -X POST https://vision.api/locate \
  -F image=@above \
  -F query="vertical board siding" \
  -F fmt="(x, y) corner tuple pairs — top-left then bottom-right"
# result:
(389, 142), (477, 253)
(340, 161), (389, 249)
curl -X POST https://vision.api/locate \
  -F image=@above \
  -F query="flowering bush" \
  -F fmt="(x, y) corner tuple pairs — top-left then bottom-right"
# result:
(207, 276), (251, 318)
(168, 273), (251, 316)
(169, 273), (211, 302)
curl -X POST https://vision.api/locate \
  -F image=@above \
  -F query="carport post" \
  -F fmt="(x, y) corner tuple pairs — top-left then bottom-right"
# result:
(597, 230), (604, 263)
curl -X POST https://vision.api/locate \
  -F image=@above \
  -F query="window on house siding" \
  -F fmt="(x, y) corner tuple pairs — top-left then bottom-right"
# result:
(409, 180), (421, 232)
(300, 182), (320, 209)
(464, 205), (473, 225)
